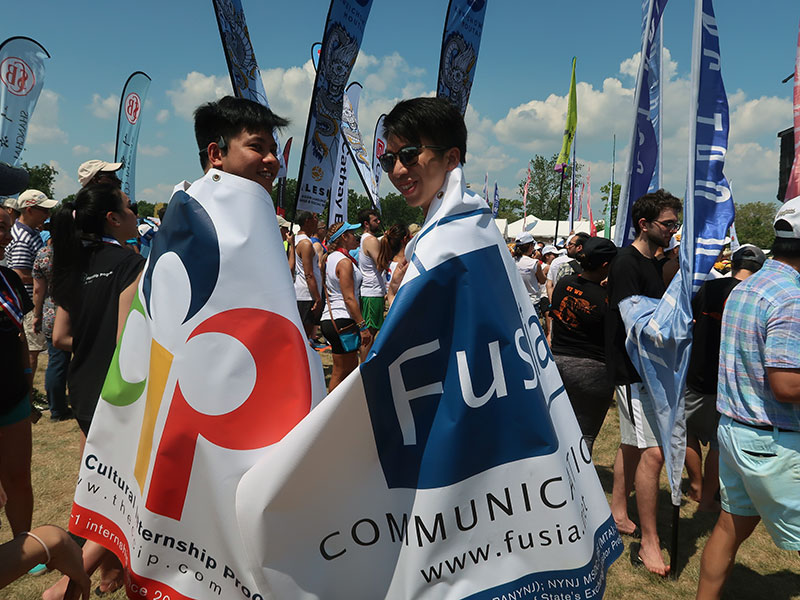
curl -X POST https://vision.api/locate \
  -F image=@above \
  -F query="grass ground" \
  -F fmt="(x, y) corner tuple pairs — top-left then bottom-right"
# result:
(2, 353), (797, 599)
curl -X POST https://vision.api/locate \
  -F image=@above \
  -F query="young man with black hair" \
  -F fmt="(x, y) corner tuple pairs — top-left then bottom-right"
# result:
(194, 96), (288, 194)
(357, 207), (384, 356)
(380, 98), (465, 217)
(696, 199), (800, 600)
(606, 188), (682, 577)
(683, 244), (765, 512)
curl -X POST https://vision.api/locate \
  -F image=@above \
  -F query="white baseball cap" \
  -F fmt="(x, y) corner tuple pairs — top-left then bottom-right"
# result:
(541, 244), (558, 255)
(515, 232), (535, 245)
(78, 159), (123, 187)
(774, 196), (800, 238)
(18, 189), (57, 209)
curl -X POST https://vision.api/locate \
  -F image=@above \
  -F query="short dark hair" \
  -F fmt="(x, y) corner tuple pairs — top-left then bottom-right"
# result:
(772, 220), (800, 258)
(383, 97), (467, 165)
(358, 208), (379, 226)
(571, 232), (590, 247)
(631, 189), (682, 234)
(296, 211), (315, 229)
(194, 96), (289, 169)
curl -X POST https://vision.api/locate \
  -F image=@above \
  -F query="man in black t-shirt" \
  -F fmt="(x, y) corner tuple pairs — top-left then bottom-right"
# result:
(683, 244), (765, 512)
(551, 237), (617, 454)
(606, 189), (682, 577)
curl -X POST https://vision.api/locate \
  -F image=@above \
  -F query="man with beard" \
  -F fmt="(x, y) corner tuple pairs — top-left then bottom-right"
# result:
(606, 189), (682, 577)
(357, 208), (384, 357)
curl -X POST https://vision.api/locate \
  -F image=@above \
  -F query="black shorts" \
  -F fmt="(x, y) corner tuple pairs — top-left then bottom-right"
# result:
(321, 318), (360, 355)
(297, 300), (319, 327)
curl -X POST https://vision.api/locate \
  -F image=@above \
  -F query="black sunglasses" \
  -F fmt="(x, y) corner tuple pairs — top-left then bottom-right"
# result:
(378, 145), (447, 173)
(129, 202), (138, 216)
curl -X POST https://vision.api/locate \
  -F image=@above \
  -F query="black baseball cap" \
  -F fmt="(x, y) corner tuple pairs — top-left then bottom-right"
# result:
(579, 237), (618, 270)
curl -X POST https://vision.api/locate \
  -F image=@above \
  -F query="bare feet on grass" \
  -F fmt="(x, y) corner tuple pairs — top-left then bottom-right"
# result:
(638, 541), (670, 577)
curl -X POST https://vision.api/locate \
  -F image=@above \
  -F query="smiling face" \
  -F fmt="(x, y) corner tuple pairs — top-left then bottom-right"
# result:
(210, 129), (280, 194)
(385, 135), (459, 216)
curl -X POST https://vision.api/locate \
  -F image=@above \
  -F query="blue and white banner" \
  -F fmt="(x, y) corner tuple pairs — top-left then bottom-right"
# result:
(236, 166), (622, 599)
(492, 181), (499, 218)
(620, 0), (734, 505)
(328, 83), (361, 227)
(341, 82), (379, 210)
(372, 113), (386, 204)
(115, 71), (150, 202)
(483, 172), (488, 206)
(642, 0), (664, 192)
(615, 0), (668, 247)
(567, 180), (576, 234)
(212, 0), (286, 177)
(296, 0), (373, 214)
(311, 41), (322, 71)
(0, 37), (49, 167)
(437, 0), (487, 115)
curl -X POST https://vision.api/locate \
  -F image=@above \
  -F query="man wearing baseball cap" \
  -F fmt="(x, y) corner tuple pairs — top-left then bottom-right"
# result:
(77, 159), (122, 188)
(6, 189), (57, 380)
(697, 198), (800, 598)
(6, 190), (58, 373)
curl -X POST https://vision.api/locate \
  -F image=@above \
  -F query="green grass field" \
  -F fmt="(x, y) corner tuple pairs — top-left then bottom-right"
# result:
(2, 354), (797, 599)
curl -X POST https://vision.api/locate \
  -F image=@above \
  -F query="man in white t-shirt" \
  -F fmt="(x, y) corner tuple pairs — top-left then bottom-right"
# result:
(357, 208), (384, 356)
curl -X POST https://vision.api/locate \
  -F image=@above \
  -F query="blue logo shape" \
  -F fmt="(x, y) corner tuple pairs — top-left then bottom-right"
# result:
(142, 190), (220, 323)
(361, 245), (558, 489)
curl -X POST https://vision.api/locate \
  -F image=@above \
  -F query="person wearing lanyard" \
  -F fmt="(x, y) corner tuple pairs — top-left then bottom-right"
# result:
(320, 221), (371, 391)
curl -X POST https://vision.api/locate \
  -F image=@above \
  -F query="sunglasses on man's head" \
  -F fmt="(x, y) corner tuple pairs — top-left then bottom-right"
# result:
(378, 145), (447, 173)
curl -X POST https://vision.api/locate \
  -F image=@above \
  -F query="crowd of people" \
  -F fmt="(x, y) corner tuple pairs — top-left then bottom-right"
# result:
(0, 93), (797, 600)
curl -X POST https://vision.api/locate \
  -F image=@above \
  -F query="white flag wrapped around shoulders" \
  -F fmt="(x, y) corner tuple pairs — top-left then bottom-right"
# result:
(71, 169), (325, 600)
(236, 167), (622, 599)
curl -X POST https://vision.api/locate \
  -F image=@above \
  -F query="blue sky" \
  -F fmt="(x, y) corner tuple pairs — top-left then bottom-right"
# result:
(4, 0), (798, 214)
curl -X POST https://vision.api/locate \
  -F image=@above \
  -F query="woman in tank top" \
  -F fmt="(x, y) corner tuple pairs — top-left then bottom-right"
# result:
(320, 222), (371, 391)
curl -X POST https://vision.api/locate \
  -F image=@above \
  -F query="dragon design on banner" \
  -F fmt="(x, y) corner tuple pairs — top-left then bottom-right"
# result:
(438, 33), (476, 115)
(312, 24), (358, 162)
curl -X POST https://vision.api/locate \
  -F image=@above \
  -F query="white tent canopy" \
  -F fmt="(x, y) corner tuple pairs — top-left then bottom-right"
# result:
(505, 216), (615, 243)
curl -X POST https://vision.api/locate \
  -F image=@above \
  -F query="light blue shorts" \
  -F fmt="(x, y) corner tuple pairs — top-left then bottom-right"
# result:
(717, 415), (800, 550)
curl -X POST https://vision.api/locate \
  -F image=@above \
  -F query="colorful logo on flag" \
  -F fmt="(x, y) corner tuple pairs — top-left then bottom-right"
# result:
(0, 57), (34, 96)
(124, 92), (141, 124)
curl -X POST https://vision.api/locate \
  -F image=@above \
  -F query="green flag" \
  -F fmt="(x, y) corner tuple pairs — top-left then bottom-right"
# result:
(555, 57), (577, 172)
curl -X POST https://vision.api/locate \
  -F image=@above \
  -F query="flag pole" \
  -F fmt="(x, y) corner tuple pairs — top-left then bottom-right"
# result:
(553, 171), (566, 243)
(606, 134), (615, 239)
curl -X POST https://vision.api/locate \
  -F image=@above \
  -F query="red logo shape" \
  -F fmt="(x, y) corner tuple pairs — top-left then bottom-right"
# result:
(125, 93), (141, 124)
(376, 139), (385, 156)
(1, 57), (35, 96)
(145, 308), (313, 520)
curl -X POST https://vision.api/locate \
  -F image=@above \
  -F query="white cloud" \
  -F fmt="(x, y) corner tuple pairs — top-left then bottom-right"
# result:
(166, 72), (231, 120)
(27, 90), (68, 145)
(89, 93), (119, 120)
(728, 95), (792, 144)
(156, 109), (170, 124)
(72, 145), (90, 155)
(49, 160), (79, 200)
(138, 183), (175, 204)
(140, 145), (169, 157)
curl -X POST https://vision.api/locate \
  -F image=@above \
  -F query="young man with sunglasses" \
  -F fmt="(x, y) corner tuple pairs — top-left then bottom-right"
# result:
(379, 99), (464, 219)
(606, 188), (682, 577)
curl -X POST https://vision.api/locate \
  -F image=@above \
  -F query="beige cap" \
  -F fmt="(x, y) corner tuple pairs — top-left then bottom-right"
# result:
(18, 189), (58, 209)
(78, 159), (122, 187)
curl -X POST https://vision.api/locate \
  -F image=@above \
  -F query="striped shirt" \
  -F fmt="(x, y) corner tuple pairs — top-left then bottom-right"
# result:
(7, 220), (43, 299)
(717, 259), (800, 431)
